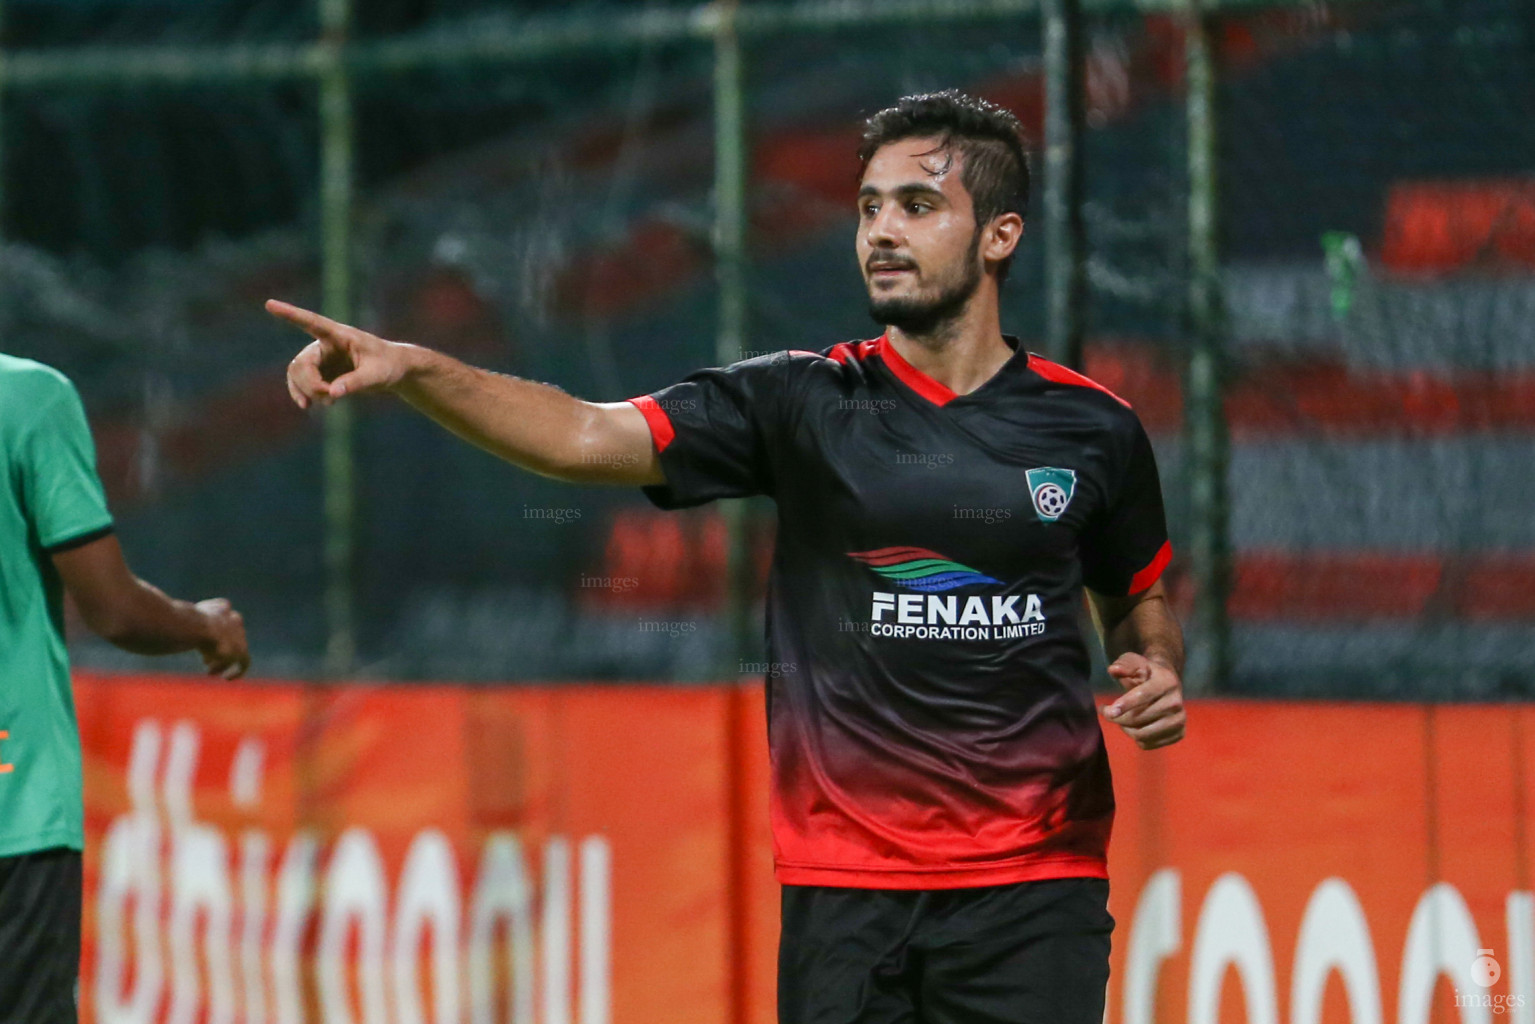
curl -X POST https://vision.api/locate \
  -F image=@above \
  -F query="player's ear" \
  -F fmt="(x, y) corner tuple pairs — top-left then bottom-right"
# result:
(983, 212), (1024, 266)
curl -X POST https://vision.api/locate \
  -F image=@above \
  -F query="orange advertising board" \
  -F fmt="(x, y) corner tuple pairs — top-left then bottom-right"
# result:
(77, 675), (737, 1024)
(1099, 702), (1529, 1024)
(75, 673), (1533, 1024)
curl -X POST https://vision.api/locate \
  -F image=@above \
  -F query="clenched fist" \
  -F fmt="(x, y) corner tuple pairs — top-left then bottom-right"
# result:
(195, 598), (250, 680)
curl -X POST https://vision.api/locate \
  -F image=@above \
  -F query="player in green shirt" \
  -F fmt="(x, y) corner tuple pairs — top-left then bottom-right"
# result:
(0, 354), (249, 1023)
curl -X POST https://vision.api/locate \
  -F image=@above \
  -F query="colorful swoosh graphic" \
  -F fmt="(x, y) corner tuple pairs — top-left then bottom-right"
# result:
(847, 546), (1002, 592)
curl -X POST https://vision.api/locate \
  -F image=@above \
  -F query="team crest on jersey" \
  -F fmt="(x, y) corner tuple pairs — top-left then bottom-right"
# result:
(847, 547), (1001, 592)
(1026, 467), (1076, 522)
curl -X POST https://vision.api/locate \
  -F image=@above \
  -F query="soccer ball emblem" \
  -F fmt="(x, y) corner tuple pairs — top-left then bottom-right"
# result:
(1026, 467), (1076, 521)
(1034, 482), (1069, 519)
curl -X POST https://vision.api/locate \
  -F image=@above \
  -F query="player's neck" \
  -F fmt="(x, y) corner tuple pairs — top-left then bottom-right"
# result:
(886, 294), (1011, 397)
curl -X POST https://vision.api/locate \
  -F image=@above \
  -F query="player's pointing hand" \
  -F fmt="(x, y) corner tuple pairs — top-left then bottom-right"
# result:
(267, 299), (414, 410)
(1103, 651), (1186, 750)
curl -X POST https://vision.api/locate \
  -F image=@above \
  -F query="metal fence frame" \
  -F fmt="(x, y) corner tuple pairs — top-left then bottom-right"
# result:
(0, 0), (1306, 687)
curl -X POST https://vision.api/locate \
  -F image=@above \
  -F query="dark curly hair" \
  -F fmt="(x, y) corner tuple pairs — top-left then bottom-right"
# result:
(858, 90), (1031, 281)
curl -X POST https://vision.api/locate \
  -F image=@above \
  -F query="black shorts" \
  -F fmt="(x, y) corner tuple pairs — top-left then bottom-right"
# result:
(779, 875), (1113, 1024)
(0, 847), (82, 1024)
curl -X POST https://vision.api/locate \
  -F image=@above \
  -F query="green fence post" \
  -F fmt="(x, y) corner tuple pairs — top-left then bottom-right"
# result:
(714, 7), (754, 1016)
(713, 0), (754, 683)
(319, 0), (356, 678)
(1043, 0), (1085, 370)
(1184, 0), (1230, 694)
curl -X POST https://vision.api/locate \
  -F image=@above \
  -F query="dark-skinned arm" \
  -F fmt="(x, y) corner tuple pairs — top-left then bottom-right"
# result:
(52, 533), (250, 678)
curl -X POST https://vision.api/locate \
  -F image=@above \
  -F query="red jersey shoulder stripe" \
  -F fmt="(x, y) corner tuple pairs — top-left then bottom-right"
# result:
(1129, 539), (1173, 594)
(1026, 353), (1132, 408)
(625, 394), (676, 453)
(827, 337), (881, 365)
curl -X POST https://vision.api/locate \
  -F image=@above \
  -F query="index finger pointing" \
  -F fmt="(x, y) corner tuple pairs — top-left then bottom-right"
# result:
(266, 299), (342, 339)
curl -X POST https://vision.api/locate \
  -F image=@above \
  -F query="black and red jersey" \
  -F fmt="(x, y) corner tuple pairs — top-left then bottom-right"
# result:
(628, 333), (1171, 889)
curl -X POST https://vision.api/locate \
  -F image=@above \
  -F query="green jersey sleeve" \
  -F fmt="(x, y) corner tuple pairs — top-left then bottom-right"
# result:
(20, 377), (114, 552)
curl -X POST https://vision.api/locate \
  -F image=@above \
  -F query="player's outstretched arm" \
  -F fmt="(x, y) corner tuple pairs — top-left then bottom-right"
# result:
(52, 534), (250, 679)
(1089, 580), (1186, 750)
(268, 300), (663, 487)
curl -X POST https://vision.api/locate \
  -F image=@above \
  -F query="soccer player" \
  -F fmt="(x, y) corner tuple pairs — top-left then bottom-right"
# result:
(272, 89), (1185, 1024)
(0, 355), (250, 1024)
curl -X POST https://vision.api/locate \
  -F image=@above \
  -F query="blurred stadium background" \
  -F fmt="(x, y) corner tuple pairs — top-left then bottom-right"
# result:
(4, 0), (1535, 1021)
(7, 0), (1529, 696)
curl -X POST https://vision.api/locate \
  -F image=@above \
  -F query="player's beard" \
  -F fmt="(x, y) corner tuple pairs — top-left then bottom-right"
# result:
(866, 229), (983, 338)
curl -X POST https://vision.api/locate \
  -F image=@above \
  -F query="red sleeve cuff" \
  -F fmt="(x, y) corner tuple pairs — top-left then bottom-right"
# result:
(1128, 540), (1173, 595)
(626, 395), (676, 454)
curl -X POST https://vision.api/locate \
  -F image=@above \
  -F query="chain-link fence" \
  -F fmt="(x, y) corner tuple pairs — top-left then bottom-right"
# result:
(3, 0), (1530, 695)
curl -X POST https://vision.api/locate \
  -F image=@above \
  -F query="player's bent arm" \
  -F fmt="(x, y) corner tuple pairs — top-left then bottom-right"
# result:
(1090, 580), (1184, 675)
(51, 533), (251, 679)
(1088, 580), (1187, 750)
(269, 300), (662, 487)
